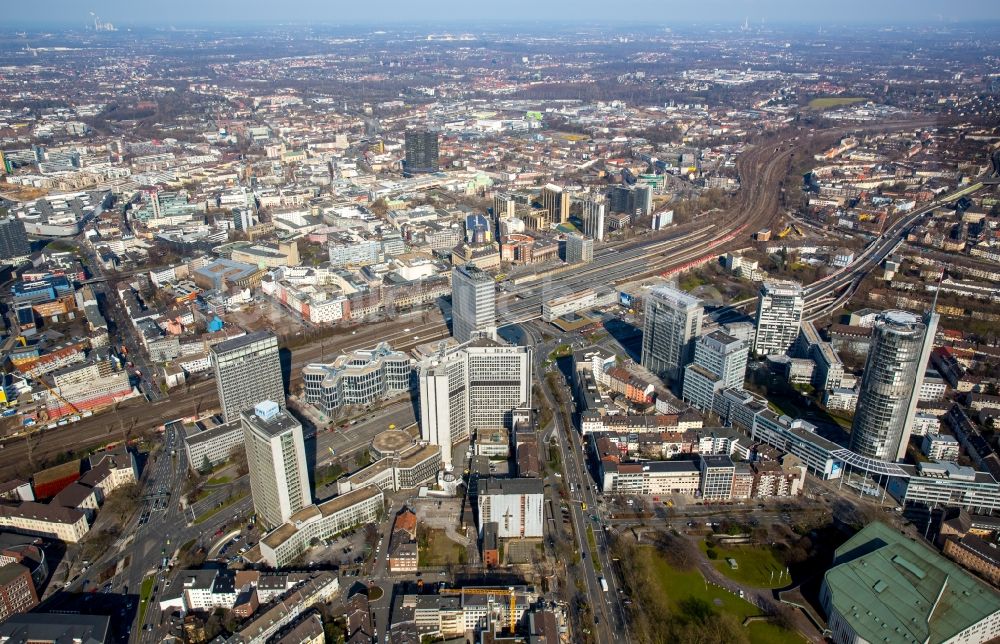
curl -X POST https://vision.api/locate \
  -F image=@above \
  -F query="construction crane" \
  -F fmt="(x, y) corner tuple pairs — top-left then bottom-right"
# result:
(440, 587), (524, 633)
(36, 377), (80, 417)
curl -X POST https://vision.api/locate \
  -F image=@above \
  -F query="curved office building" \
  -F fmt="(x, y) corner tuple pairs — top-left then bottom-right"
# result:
(850, 310), (936, 461)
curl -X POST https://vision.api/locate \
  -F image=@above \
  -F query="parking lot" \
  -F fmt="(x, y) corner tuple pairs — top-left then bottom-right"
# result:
(299, 526), (372, 569)
(210, 521), (260, 565)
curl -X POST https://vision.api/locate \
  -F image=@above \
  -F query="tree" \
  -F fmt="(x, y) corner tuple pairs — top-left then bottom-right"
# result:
(229, 445), (249, 477)
(652, 531), (699, 571)
(102, 482), (141, 523)
(199, 455), (212, 476)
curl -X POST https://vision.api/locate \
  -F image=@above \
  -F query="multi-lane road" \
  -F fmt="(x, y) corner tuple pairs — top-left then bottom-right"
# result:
(514, 320), (628, 644)
(804, 181), (989, 321)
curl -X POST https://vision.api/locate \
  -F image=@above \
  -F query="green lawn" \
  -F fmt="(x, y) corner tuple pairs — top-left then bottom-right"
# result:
(645, 547), (803, 644)
(137, 575), (154, 626)
(679, 271), (709, 292)
(586, 526), (601, 572)
(206, 475), (231, 485)
(648, 548), (756, 620)
(418, 528), (466, 567)
(193, 493), (247, 525)
(548, 344), (572, 360)
(807, 96), (867, 110)
(748, 621), (807, 644)
(700, 541), (788, 588)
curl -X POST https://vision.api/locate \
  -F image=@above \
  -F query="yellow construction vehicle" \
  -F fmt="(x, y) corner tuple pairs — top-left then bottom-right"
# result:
(777, 225), (793, 238)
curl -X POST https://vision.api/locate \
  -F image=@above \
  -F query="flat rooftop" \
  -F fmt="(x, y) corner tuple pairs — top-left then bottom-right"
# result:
(211, 330), (275, 355)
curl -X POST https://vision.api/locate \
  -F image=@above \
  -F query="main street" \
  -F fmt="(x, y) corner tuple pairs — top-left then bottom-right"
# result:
(512, 320), (629, 644)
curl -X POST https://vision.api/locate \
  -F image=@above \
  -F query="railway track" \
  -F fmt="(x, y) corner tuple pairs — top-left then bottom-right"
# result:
(0, 121), (934, 477)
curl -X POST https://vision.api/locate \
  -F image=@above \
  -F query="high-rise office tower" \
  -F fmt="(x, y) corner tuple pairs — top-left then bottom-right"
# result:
(609, 185), (632, 214)
(464, 213), (492, 245)
(565, 233), (593, 264)
(610, 185), (653, 217)
(403, 129), (439, 174)
(540, 184), (570, 224)
(451, 264), (496, 343)
(682, 331), (749, 412)
(753, 280), (805, 357)
(581, 199), (605, 241)
(233, 208), (255, 232)
(241, 400), (311, 529)
(493, 193), (518, 220)
(0, 216), (30, 264)
(211, 331), (285, 423)
(850, 310), (938, 461)
(641, 286), (704, 388)
(419, 341), (531, 469)
(633, 185), (653, 216)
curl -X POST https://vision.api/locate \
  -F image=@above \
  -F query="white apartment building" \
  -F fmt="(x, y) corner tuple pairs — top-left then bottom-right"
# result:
(753, 280), (804, 357)
(682, 330), (749, 412)
(418, 341), (531, 469)
(242, 401), (311, 529)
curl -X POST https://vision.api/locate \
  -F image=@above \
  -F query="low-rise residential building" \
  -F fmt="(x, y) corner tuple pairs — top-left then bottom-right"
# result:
(911, 411), (942, 437)
(944, 534), (1000, 587)
(824, 387), (859, 412)
(233, 573), (339, 644)
(0, 563), (39, 622)
(921, 433), (961, 462)
(274, 613), (325, 644)
(0, 503), (89, 543)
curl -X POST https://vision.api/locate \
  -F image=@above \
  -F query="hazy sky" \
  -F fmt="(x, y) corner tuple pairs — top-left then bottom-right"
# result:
(6, 0), (1000, 26)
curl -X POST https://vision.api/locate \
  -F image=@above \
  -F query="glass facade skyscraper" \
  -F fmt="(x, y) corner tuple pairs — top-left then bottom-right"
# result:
(850, 310), (938, 461)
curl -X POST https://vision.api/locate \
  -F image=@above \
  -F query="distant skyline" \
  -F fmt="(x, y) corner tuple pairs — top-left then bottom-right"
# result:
(5, 0), (1000, 28)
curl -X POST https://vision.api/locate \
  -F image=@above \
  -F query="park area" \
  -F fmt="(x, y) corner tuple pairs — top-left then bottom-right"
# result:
(807, 96), (867, 110)
(647, 548), (805, 644)
(613, 532), (806, 644)
(700, 540), (789, 588)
